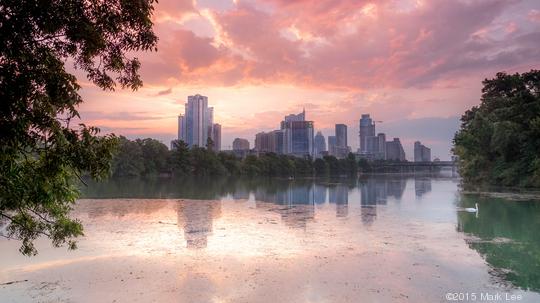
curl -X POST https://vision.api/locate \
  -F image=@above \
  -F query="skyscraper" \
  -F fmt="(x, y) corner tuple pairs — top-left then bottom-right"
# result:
(359, 114), (375, 153)
(334, 124), (349, 158)
(255, 130), (284, 154)
(212, 123), (221, 152)
(283, 121), (314, 157)
(386, 138), (406, 161)
(284, 108), (305, 122)
(328, 136), (336, 156)
(376, 133), (386, 160)
(414, 141), (431, 162)
(281, 109), (314, 157)
(335, 124), (347, 148)
(314, 131), (326, 157)
(178, 94), (216, 148)
(178, 114), (186, 142)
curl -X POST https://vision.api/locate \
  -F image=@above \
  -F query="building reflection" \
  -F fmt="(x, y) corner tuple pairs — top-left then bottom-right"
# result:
(414, 178), (432, 198)
(329, 184), (349, 217)
(176, 200), (222, 249)
(254, 182), (315, 229)
(359, 178), (406, 226)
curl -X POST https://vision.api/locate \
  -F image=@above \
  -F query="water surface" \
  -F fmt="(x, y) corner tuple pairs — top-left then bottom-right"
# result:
(1, 176), (539, 302)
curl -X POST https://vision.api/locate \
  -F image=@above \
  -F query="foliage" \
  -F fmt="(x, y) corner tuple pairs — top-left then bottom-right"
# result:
(0, 0), (157, 255)
(113, 139), (368, 178)
(453, 70), (540, 187)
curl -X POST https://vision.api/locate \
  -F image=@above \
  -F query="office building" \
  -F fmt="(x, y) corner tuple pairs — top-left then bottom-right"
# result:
(280, 109), (314, 157)
(233, 138), (250, 151)
(328, 136), (336, 156)
(255, 130), (284, 154)
(314, 131), (326, 157)
(386, 138), (406, 161)
(414, 141), (431, 162)
(335, 124), (347, 148)
(376, 133), (386, 160)
(359, 114), (375, 153)
(212, 123), (221, 152)
(178, 94), (218, 148)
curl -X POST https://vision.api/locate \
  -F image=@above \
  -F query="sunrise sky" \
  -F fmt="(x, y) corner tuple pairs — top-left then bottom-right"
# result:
(76, 0), (540, 160)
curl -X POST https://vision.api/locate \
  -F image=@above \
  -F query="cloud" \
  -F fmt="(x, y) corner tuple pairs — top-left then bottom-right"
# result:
(81, 111), (174, 121)
(528, 9), (540, 22)
(137, 0), (540, 90)
(152, 88), (173, 96)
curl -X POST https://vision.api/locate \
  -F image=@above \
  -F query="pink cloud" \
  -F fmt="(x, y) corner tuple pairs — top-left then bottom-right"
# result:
(528, 9), (540, 22)
(135, 0), (540, 91)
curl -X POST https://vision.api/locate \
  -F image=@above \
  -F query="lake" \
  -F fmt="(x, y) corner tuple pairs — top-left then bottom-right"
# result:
(1, 175), (540, 302)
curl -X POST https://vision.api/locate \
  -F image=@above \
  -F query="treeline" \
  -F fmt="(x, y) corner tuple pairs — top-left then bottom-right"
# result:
(111, 137), (362, 177)
(453, 70), (540, 187)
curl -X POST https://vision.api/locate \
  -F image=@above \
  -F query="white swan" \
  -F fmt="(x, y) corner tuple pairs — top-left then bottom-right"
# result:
(464, 203), (478, 213)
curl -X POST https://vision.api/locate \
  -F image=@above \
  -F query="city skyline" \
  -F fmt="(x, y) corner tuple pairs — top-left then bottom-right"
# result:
(72, 0), (540, 160)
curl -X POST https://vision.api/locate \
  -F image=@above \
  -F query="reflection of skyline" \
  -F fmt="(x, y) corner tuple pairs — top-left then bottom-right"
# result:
(360, 178), (407, 226)
(329, 184), (349, 218)
(415, 178), (432, 198)
(254, 183), (316, 229)
(176, 200), (222, 249)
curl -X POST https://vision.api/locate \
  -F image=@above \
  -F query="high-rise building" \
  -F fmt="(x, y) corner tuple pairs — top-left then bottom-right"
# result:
(335, 124), (347, 148)
(280, 109), (314, 157)
(255, 130), (284, 154)
(376, 133), (386, 160)
(328, 136), (336, 156)
(414, 141), (431, 162)
(282, 121), (314, 157)
(212, 123), (221, 152)
(386, 138), (406, 161)
(255, 132), (272, 153)
(284, 108), (305, 122)
(178, 94), (217, 148)
(233, 138), (250, 151)
(314, 131), (326, 157)
(273, 129), (285, 154)
(359, 114), (375, 153)
(178, 114), (186, 142)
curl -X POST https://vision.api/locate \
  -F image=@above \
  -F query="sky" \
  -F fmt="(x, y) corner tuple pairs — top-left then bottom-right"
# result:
(76, 0), (540, 160)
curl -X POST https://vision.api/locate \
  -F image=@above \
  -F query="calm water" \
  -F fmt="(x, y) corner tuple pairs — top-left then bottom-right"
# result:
(1, 175), (540, 302)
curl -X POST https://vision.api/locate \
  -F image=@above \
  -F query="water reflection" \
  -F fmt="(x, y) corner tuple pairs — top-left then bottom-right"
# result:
(176, 200), (222, 249)
(359, 177), (407, 226)
(79, 175), (540, 294)
(4, 175), (540, 302)
(457, 195), (540, 291)
(415, 177), (432, 198)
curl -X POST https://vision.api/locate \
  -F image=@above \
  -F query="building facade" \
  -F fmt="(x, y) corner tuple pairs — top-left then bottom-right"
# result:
(386, 138), (406, 161)
(359, 114), (375, 153)
(328, 136), (336, 156)
(212, 123), (221, 152)
(178, 94), (219, 148)
(314, 131), (326, 157)
(279, 109), (314, 157)
(233, 138), (250, 151)
(414, 141), (431, 162)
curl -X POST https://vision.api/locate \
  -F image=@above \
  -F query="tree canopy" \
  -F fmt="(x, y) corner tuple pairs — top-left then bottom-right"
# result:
(453, 70), (540, 187)
(0, 0), (158, 255)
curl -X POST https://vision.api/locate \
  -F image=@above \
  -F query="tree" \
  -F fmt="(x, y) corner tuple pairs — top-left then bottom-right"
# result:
(313, 158), (328, 175)
(169, 140), (191, 175)
(112, 136), (144, 177)
(453, 70), (540, 187)
(0, 0), (158, 255)
(138, 138), (169, 175)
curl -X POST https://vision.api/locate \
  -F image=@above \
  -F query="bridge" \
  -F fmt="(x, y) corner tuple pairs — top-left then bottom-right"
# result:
(366, 161), (458, 174)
